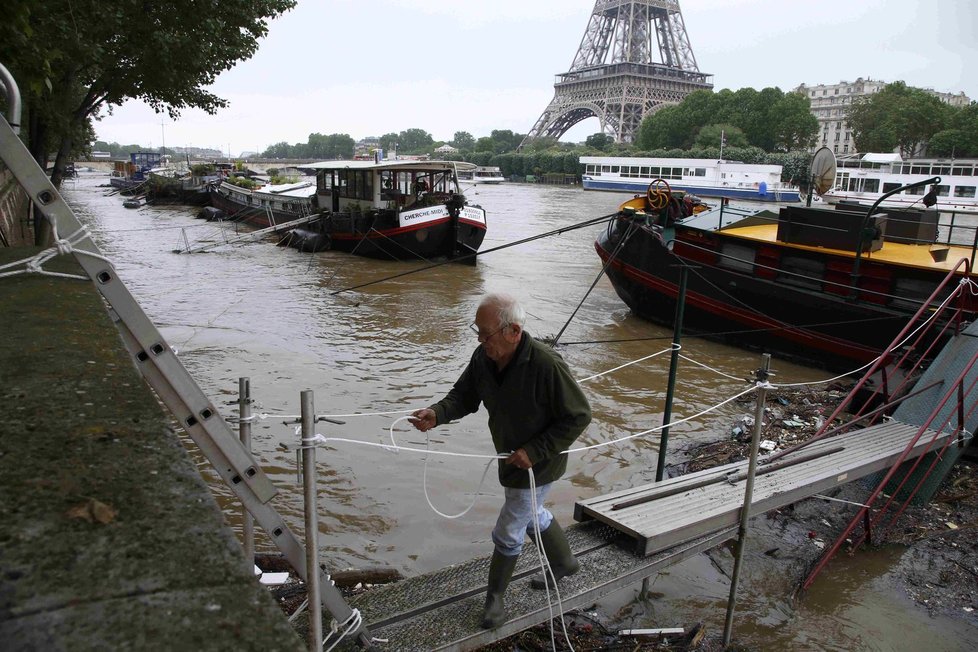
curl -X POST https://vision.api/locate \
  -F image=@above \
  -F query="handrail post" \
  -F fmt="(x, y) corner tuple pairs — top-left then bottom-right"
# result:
(657, 265), (688, 481)
(722, 353), (771, 647)
(0, 63), (22, 134)
(301, 390), (323, 650)
(238, 378), (254, 564)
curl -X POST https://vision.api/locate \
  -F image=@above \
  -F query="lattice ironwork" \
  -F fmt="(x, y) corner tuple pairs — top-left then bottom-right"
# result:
(521, 0), (712, 147)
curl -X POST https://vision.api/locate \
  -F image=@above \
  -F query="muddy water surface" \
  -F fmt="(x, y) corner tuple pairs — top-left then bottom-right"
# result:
(61, 172), (977, 650)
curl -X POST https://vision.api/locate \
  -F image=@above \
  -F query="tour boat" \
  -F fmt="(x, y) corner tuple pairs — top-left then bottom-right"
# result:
(580, 156), (801, 203)
(594, 179), (977, 370)
(821, 153), (978, 215)
(457, 166), (506, 184)
(282, 159), (487, 263)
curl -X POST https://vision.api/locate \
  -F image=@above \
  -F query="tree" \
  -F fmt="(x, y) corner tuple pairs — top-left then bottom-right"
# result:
(925, 103), (978, 158)
(1, 0), (296, 243)
(397, 128), (434, 153)
(474, 136), (494, 152)
(769, 92), (818, 152)
(694, 124), (746, 149)
(452, 131), (475, 151)
(847, 82), (950, 157)
(585, 132), (614, 151)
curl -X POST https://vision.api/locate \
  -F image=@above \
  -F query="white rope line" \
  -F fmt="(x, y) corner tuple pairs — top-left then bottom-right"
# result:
(575, 344), (677, 383)
(0, 226), (113, 281)
(678, 353), (745, 381)
(528, 468), (575, 652)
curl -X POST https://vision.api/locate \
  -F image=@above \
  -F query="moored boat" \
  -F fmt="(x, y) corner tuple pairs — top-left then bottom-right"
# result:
(581, 156), (801, 203)
(109, 152), (165, 193)
(208, 179), (317, 227)
(822, 153), (978, 215)
(285, 159), (487, 262)
(594, 178), (978, 370)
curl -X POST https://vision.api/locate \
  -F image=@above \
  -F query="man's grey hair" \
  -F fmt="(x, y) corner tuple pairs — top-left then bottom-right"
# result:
(480, 293), (525, 327)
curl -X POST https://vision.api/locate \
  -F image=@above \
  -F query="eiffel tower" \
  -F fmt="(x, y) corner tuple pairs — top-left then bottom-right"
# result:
(521, 0), (712, 147)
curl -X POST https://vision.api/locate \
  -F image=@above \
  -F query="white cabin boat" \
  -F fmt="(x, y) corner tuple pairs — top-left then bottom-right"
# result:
(580, 156), (800, 203)
(457, 166), (506, 184)
(822, 153), (978, 215)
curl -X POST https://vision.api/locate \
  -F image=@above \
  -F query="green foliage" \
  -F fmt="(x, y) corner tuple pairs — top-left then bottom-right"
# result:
(584, 133), (614, 151)
(270, 175), (299, 185)
(847, 82), (950, 157)
(694, 124), (747, 149)
(918, 103), (978, 157)
(635, 87), (818, 153)
(226, 176), (260, 189)
(397, 128), (434, 154)
(0, 0), (296, 192)
(191, 163), (216, 176)
(452, 131), (475, 151)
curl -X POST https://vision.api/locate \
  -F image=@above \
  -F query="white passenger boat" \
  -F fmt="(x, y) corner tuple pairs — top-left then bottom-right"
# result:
(457, 165), (506, 184)
(580, 156), (800, 203)
(822, 153), (978, 215)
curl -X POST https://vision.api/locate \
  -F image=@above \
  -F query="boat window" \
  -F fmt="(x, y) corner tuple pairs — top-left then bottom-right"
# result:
(936, 185), (950, 196)
(778, 256), (825, 290)
(953, 166), (973, 176)
(649, 167), (660, 177)
(910, 165), (929, 175)
(882, 182), (901, 193)
(601, 166), (611, 173)
(954, 186), (976, 198)
(717, 243), (756, 273)
(862, 179), (880, 193)
(901, 165), (912, 174)
(907, 185), (925, 195)
(640, 167), (650, 176)
(695, 168), (706, 177)
(611, 166), (620, 173)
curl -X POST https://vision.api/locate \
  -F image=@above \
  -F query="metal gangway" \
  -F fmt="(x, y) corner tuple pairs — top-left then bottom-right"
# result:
(178, 210), (321, 254)
(336, 261), (977, 650)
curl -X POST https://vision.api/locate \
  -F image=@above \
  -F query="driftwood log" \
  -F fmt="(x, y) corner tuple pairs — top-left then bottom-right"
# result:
(254, 553), (403, 587)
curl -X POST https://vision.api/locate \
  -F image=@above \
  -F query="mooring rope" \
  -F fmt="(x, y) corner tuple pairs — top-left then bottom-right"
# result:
(0, 225), (112, 281)
(329, 212), (618, 295)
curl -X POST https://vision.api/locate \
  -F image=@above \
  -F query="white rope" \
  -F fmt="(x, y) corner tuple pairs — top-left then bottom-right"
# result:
(678, 353), (745, 381)
(322, 607), (363, 652)
(575, 344), (677, 383)
(528, 467), (575, 652)
(0, 226), (112, 281)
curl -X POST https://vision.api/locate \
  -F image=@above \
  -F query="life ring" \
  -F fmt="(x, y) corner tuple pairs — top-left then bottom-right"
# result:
(646, 178), (672, 211)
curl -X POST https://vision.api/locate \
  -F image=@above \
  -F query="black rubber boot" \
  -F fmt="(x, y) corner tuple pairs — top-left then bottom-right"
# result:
(529, 521), (580, 590)
(481, 550), (519, 629)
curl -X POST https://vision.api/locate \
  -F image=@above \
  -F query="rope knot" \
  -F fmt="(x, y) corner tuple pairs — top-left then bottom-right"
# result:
(25, 259), (42, 274)
(55, 238), (74, 255)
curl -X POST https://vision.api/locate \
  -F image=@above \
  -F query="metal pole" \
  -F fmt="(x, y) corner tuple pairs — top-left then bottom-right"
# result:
(722, 353), (771, 646)
(238, 378), (254, 564)
(656, 265), (688, 481)
(301, 390), (323, 650)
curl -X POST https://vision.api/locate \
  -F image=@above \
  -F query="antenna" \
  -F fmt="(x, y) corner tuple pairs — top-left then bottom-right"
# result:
(807, 146), (837, 207)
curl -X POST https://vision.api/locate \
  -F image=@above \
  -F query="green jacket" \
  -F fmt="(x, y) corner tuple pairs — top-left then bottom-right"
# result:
(431, 332), (591, 489)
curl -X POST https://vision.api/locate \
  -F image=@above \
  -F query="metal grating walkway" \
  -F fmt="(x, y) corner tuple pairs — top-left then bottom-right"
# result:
(574, 420), (951, 556)
(336, 521), (735, 651)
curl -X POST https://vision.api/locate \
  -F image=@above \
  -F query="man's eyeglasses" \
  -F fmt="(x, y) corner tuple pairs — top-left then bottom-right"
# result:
(469, 322), (510, 343)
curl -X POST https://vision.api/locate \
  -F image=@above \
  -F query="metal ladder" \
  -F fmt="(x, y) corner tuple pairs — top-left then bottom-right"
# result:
(0, 65), (372, 648)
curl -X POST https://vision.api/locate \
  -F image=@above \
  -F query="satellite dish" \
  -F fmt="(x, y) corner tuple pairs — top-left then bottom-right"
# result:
(810, 146), (837, 196)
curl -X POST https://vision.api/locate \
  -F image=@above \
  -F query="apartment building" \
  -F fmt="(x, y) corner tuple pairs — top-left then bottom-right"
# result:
(794, 78), (971, 155)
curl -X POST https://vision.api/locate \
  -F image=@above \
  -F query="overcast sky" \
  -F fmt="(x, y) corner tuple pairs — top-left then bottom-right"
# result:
(94, 0), (977, 156)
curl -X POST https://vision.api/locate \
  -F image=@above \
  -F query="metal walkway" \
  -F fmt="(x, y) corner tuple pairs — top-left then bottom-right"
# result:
(574, 420), (949, 555)
(337, 521), (735, 651)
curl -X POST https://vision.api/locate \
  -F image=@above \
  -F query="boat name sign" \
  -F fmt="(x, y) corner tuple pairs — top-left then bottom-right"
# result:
(398, 205), (487, 228)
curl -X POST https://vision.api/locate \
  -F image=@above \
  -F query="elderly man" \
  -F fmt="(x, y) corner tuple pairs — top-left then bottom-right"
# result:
(410, 293), (592, 629)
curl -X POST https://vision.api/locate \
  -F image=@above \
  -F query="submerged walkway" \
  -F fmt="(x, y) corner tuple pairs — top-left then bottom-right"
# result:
(0, 249), (301, 650)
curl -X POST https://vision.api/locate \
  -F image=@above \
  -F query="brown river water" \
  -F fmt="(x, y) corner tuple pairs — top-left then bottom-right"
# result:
(61, 172), (976, 650)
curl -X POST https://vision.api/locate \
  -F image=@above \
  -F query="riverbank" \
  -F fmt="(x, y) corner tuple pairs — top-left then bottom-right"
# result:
(0, 248), (302, 650)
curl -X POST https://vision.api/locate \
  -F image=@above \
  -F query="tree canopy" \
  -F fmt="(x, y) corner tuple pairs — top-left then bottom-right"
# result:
(0, 0), (296, 185)
(635, 88), (817, 153)
(847, 82), (953, 157)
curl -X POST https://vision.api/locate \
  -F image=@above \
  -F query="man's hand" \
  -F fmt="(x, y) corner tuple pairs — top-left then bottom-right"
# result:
(505, 448), (533, 471)
(409, 408), (436, 432)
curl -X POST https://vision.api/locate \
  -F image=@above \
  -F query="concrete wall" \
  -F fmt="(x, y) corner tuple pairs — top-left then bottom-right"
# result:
(0, 164), (31, 247)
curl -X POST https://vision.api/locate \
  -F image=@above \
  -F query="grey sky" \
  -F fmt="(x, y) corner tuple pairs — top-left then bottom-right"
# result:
(95, 0), (977, 156)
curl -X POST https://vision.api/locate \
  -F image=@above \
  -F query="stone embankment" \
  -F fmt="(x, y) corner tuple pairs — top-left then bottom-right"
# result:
(0, 248), (303, 650)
